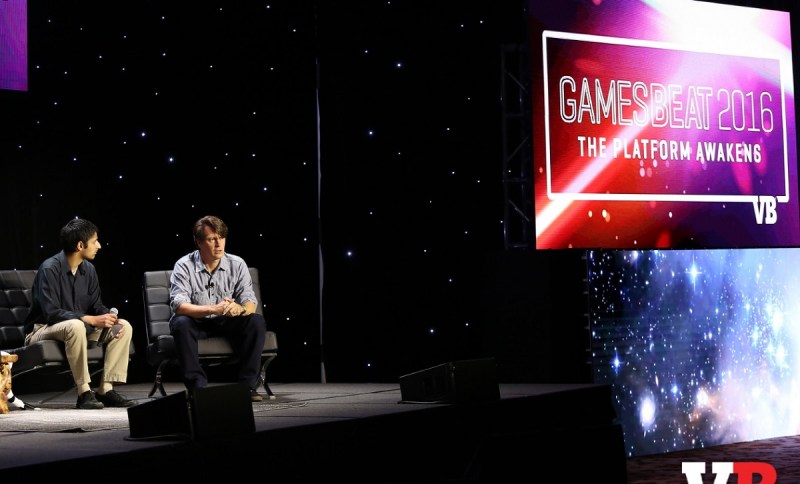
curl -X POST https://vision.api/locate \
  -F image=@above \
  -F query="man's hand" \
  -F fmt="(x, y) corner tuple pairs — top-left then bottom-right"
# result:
(211, 300), (230, 316)
(221, 297), (245, 317)
(86, 313), (118, 329)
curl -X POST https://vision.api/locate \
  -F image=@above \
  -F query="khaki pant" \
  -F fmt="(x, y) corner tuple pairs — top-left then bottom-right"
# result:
(25, 319), (131, 386)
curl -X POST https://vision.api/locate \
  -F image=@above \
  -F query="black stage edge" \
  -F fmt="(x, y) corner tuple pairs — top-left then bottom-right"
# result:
(2, 384), (626, 482)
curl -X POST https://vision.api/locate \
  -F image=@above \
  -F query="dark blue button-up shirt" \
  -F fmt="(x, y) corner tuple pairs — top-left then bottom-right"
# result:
(24, 251), (110, 335)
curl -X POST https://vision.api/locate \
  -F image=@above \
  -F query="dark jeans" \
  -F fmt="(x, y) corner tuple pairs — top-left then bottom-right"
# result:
(169, 313), (267, 391)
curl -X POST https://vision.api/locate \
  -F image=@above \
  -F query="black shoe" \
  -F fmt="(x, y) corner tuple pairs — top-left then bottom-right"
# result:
(76, 390), (104, 409)
(95, 390), (136, 408)
(250, 388), (264, 402)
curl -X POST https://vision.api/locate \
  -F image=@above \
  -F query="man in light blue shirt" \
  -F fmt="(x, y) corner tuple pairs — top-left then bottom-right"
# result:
(169, 215), (267, 402)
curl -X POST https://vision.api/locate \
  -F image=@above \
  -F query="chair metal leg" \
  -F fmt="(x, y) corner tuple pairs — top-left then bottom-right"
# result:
(263, 381), (275, 399)
(259, 357), (276, 400)
(148, 360), (168, 398)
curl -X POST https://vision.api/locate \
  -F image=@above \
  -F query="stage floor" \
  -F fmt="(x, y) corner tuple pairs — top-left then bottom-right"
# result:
(0, 381), (626, 481)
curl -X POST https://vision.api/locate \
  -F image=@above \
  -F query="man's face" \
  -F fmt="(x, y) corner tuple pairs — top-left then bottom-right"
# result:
(198, 225), (226, 262)
(80, 233), (101, 260)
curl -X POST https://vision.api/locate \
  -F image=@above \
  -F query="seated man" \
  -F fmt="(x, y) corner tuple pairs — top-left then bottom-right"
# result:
(24, 218), (135, 409)
(169, 215), (268, 402)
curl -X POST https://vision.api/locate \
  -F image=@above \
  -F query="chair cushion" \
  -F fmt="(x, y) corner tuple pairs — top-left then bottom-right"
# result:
(0, 269), (109, 377)
(143, 267), (278, 368)
(7, 340), (105, 375)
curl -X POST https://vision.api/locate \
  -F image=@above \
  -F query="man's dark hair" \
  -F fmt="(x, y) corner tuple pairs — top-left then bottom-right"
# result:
(60, 218), (99, 253)
(193, 215), (228, 243)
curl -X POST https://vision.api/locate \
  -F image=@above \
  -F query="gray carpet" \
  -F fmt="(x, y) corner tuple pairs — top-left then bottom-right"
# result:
(0, 382), (627, 481)
(0, 407), (130, 432)
(0, 397), (309, 433)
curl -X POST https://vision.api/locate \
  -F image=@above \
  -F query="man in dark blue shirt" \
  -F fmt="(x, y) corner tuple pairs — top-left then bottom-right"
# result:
(24, 218), (135, 409)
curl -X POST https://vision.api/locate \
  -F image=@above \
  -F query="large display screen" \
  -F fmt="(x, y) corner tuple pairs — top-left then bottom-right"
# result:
(589, 248), (800, 457)
(530, 0), (800, 249)
(0, 0), (27, 92)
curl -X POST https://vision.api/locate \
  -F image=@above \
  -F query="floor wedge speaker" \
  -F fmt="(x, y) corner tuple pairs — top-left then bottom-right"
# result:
(399, 357), (500, 403)
(127, 383), (255, 440)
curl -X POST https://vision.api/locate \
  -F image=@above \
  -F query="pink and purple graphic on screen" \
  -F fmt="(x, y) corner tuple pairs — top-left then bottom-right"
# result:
(0, 0), (27, 92)
(531, 0), (799, 249)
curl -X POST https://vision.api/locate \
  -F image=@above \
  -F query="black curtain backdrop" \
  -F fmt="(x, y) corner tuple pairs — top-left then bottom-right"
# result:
(5, 0), (788, 386)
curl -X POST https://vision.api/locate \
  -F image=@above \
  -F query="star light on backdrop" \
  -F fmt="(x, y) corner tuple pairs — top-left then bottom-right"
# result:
(590, 248), (800, 457)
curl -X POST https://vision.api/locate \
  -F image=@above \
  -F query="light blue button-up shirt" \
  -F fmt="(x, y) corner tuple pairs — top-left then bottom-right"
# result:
(168, 250), (256, 320)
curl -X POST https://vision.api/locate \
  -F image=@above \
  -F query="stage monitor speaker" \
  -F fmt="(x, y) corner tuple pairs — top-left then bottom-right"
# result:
(399, 357), (500, 403)
(127, 383), (255, 440)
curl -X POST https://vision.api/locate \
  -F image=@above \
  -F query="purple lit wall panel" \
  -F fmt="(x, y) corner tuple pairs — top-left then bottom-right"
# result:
(0, 0), (27, 92)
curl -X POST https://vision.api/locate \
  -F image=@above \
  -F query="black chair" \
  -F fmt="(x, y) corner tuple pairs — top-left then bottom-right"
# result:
(0, 269), (122, 380)
(142, 268), (278, 399)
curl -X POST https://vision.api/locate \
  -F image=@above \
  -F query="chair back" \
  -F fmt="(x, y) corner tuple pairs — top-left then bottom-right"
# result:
(0, 270), (36, 350)
(143, 267), (264, 343)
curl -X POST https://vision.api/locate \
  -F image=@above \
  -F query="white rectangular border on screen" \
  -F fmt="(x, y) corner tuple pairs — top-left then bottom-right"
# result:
(542, 30), (791, 204)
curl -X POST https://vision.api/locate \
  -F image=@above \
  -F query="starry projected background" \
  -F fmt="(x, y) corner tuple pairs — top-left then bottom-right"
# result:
(589, 248), (800, 457)
(0, 0), (560, 385)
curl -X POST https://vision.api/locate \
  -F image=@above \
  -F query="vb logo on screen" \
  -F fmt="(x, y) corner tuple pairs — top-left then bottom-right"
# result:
(682, 462), (776, 484)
